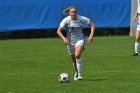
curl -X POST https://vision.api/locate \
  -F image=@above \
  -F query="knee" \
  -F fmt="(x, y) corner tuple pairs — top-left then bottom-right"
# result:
(75, 54), (81, 59)
(136, 38), (140, 43)
(136, 32), (140, 42)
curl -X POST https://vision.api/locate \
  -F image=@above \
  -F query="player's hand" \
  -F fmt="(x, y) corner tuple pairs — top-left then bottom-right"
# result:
(88, 37), (93, 43)
(63, 38), (68, 45)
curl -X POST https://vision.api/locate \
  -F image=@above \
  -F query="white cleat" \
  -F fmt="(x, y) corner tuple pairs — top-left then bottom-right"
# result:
(77, 73), (82, 80)
(74, 72), (82, 81)
(74, 76), (78, 81)
(74, 72), (78, 81)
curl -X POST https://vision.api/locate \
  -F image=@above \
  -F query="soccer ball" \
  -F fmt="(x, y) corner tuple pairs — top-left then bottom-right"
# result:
(58, 73), (70, 83)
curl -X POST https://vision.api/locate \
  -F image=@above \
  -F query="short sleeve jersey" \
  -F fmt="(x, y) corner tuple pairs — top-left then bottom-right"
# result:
(137, 6), (140, 24)
(60, 15), (90, 45)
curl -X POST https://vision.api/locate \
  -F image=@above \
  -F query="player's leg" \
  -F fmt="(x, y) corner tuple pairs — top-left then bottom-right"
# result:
(133, 30), (140, 56)
(67, 45), (78, 80)
(75, 39), (85, 80)
(70, 55), (79, 80)
(70, 55), (77, 71)
(75, 45), (83, 80)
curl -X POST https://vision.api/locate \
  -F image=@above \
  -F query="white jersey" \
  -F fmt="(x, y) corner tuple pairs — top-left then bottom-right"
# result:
(137, 6), (140, 24)
(60, 15), (90, 45)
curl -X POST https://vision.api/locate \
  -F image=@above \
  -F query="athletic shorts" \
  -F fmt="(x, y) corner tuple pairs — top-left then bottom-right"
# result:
(137, 25), (140, 31)
(67, 39), (85, 55)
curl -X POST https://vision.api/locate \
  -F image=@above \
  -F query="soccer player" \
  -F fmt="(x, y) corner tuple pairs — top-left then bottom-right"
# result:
(133, 0), (140, 56)
(57, 6), (95, 80)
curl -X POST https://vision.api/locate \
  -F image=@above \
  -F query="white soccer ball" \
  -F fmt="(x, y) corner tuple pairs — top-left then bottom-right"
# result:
(58, 73), (70, 83)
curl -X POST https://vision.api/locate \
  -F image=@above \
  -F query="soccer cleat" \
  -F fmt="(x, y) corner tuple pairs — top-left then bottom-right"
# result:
(74, 72), (78, 81)
(74, 76), (78, 81)
(77, 73), (82, 80)
(74, 72), (82, 81)
(132, 53), (138, 56)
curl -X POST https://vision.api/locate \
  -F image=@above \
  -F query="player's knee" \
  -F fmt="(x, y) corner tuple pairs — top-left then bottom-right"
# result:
(136, 38), (140, 42)
(75, 54), (81, 59)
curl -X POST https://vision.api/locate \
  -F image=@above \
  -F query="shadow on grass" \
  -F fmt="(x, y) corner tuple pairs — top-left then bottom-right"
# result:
(83, 78), (108, 82)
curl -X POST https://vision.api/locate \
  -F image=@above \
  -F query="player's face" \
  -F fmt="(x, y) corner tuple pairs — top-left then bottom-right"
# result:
(69, 8), (77, 18)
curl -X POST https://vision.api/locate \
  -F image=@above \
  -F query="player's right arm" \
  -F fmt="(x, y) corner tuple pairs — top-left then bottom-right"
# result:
(57, 17), (69, 45)
(133, 12), (138, 22)
(57, 26), (68, 45)
(133, 7), (139, 22)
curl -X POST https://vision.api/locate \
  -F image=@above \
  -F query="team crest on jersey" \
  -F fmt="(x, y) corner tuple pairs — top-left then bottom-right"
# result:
(67, 26), (82, 31)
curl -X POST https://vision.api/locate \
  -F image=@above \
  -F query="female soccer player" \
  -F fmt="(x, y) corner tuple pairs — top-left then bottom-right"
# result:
(133, 0), (140, 56)
(57, 6), (95, 80)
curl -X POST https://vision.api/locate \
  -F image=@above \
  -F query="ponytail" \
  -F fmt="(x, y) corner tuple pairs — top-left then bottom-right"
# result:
(63, 6), (77, 14)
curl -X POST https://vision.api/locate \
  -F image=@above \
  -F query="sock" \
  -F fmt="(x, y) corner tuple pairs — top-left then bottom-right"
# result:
(135, 42), (139, 53)
(76, 58), (82, 74)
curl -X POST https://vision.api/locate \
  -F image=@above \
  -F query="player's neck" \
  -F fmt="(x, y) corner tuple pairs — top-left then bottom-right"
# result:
(71, 16), (77, 21)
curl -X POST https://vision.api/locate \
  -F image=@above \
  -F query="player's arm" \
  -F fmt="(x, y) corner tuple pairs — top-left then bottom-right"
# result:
(57, 26), (68, 45)
(133, 12), (138, 22)
(87, 21), (95, 43)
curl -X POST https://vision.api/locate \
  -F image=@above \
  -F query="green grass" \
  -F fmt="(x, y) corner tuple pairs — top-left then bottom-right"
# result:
(0, 36), (140, 93)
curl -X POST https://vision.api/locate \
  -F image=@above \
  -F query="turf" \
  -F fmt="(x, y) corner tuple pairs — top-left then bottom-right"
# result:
(0, 36), (140, 93)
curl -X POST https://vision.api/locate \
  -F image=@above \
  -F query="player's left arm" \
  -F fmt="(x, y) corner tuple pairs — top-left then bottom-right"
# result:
(87, 21), (95, 43)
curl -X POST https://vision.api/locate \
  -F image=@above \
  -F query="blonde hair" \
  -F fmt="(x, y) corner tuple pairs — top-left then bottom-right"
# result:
(63, 6), (77, 14)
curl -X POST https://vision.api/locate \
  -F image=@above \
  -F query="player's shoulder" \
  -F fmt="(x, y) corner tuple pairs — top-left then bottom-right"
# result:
(77, 15), (83, 19)
(137, 6), (140, 14)
(60, 16), (71, 26)
(137, 6), (140, 10)
(78, 15), (90, 23)
(62, 16), (71, 21)
(77, 15), (88, 20)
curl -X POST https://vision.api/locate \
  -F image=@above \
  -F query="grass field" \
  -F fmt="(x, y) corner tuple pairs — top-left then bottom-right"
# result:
(0, 36), (140, 93)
